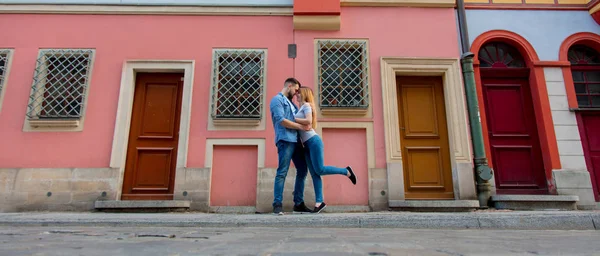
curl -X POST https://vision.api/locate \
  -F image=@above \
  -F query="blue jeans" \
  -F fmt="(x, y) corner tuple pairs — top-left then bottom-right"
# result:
(273, 140), (308, 207)
(304, 136), (348, 203)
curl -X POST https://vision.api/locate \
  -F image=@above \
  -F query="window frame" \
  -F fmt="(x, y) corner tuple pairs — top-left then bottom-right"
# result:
(24, 49), (95, 132)
(315, 39), (370, 116)
(209, 49), (267, 127)
(0, 49), (14, 114)
(572, 65), (600, 108)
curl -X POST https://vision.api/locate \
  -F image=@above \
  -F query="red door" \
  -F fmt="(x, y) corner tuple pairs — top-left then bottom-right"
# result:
(579, 113), (600, 201)
(481, 77), (548, 194)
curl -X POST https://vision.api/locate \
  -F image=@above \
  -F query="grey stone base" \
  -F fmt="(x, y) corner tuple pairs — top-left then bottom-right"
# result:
(209, 206), (257, 214)
(94, 200), (191, 212)
(1, 211), (598, 230)
(322, 205), (370, 213)
(492, 195), (579, 211)
(389, 200), (480, 212)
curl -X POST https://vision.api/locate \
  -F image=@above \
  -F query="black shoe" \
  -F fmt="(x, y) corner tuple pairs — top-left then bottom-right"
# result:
(293, 202), (312, 214)
(347, 166), (357, 185)
(312, 202), (327, 213)
(273, 204), (283, 215)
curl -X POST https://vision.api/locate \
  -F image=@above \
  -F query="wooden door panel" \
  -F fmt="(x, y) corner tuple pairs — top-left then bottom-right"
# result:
(397, 76), (454, 200)
(492, 146), (538, 189)
(406, 147), (444, 189)
(583, 115), (600, 152)
(132, 148), (174, 190)
(402, 86), (439, 138)
(581, 114), (600, 200)
(482, 78), (547, 194)
(485, 85), (529, 136)
(122, 73), (183, 200)
(139, 84), (179, 139)
(592, 156), (600, 197)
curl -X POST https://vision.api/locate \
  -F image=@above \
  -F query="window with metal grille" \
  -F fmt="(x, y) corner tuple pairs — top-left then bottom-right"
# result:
(26, 49), (94, 119)
(317, 40), (369, 108)
(211, 49), (265, 119)
(569, 45), (600, 108)
(0, 50), (9, 97)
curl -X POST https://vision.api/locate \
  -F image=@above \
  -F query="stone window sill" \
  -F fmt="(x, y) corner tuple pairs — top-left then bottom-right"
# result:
(28, 119), (80, 128)
(321, 108), (368, 117)
(212, 118), (260, 127)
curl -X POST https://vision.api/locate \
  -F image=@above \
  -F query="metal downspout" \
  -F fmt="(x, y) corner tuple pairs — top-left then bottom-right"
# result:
(456, 0), (494, 208)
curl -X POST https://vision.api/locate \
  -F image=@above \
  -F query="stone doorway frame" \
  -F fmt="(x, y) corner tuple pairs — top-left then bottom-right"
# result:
(380, 57), (474, 203)
(109, 60), (195, 200)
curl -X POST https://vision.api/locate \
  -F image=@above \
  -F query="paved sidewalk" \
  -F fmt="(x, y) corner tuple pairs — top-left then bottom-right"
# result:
(1, 210), (599, 230)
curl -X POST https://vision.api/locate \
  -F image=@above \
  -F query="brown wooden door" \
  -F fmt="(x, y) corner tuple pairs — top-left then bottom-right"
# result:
(121, 73), (184, 200)
(481, 77), (547, 194)
(397, 76), (454, 199)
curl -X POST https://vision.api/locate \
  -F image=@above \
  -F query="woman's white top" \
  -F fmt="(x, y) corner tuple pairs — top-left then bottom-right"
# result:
(294, 103), (318, 143)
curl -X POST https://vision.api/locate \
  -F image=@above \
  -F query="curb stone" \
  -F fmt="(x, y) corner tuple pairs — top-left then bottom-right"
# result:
(0, 212), (599, 230)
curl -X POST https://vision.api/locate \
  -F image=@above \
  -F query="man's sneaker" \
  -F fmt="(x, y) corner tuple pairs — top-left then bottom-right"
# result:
(273, 205), (283, 215)
(347, 166), (357, 185)
(293, 202), (312, 214)
(312, 202), (327, 213)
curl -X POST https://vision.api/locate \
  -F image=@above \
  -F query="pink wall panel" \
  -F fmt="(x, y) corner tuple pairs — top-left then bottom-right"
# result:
(0, 14), (292, 168)
(321, 128), (369, 205)
(210, 145), (258, 206)
(294, 7), (460, 169)
(0, 7), (459, 169)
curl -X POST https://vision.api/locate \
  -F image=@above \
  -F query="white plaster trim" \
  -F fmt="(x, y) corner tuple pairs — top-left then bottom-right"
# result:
(380, 57), (473, 202)
(313, 39), (373, 118)
(380, 57), (472, 164)
(204, 139), (266, 168)
(204, 138), (265, 209)
(0, 4), (293, 16)
(0, 49), (14, 114)
(109, 60), (194, 199)
(23, 49), (96, 132)
(314, 121), (375, 169)
(207, 48), (267, 131)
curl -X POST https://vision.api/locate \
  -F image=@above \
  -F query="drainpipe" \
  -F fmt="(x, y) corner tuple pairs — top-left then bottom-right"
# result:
(456, 0), (494, 208)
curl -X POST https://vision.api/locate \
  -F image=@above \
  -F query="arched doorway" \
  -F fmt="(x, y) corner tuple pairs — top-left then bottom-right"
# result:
(478, 42), (548, 195)
(569, 45), (600, 201)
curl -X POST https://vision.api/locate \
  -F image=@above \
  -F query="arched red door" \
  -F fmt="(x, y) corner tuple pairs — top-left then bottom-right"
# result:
(570, 45), (600, 201)
(479, 42), (548, 194)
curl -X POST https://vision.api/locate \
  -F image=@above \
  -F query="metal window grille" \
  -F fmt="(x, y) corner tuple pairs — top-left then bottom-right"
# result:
(317, 40), (369, 108)
(0, 50), (9, 98)
(211, 49), (265, 119)
(26, 49), (94, 119)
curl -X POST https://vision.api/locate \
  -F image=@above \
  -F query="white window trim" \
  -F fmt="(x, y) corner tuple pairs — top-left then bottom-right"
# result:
(109, 60), (195, 200)
(23, 49), (96, 132)
(314, 39), (372, 117)
(208, 48), (267, 130)
(0, 49), (14, 114)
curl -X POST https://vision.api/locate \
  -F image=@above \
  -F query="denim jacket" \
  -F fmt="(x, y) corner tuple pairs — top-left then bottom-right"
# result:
(270, 92), (299, 144)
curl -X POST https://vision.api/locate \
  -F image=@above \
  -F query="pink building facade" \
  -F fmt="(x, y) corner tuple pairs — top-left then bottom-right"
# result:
(0, 0), (481, 212)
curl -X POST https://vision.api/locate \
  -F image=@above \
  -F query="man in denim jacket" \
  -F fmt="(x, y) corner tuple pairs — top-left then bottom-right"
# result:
(269, 77), (313, 215)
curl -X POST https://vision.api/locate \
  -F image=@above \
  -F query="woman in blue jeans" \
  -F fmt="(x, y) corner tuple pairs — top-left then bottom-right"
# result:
(293, 87), (357, 213)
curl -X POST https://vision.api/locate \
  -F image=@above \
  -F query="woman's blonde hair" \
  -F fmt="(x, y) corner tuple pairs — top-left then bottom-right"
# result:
(298, 87), (317, 129)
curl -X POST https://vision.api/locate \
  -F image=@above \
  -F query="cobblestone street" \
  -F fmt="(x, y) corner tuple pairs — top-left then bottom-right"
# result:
(1, 226), (599, 256)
